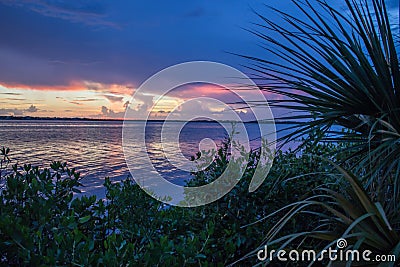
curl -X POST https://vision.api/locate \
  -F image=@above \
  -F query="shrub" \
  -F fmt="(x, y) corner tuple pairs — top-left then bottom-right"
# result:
(0, 140), (341, 266)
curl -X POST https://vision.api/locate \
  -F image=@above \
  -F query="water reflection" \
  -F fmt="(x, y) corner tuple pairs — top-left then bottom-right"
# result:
(0, 120), (264, 198)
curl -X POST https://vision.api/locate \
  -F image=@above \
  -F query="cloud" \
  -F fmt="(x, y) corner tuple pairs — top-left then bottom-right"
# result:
(100, 105), (124, 119)
(4, 97), (25, 101)
(99, 96), (151, 119)
(0, 0), (118, 28)
(101, 106), (111, 115)
(74, 98), (100, 102)
(123, 100), (130, 109)
(0, 104), (38, 115)
(155, 83), (278, 106)
(0, 92), (22, 96)
(0, 108), (21, 116)
(12, 109), (24, 116)
(154, 98), (251, 121)
(69, 101), (83, 106)
(25, 104), (38, 113)
(104, 94), (124, 103)
(0, 80), (86, 92)
(0, 81), (135, 98)
(134, 93), (153, 111)
(84, 81), (134, 95)
(54, 96), (101, 106)
(168, 83), (241, 103)
(0, 0), (330, 120)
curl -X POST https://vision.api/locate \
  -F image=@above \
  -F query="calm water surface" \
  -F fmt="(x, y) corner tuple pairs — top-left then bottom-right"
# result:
(0, 120), (266, 198)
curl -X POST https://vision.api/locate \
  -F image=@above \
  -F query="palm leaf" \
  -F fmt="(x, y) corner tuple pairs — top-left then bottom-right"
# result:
(243, 0), (400, 215)
(246, 165), (399, 266)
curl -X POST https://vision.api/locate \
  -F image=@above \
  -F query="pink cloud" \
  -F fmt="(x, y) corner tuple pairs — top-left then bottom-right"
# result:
(0, 81), (135, 96)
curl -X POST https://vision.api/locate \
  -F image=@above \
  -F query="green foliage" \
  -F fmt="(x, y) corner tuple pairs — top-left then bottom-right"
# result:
(254, 165), (400, 266)
(2, 1), (398, 265)
(0, 140), (339, 266)
(240, 0), (400, 265)
(243, 0), (400, 213)
(1, 0), (398, 266)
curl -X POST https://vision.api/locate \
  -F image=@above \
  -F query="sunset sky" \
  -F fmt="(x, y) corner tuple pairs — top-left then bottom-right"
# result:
(0, 0), (398, 119)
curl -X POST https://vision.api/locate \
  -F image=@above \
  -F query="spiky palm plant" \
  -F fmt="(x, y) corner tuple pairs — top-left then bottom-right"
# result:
(240, 164), (400, 266)
(243, 0), (400, 221)
(240, 0), (400, 265)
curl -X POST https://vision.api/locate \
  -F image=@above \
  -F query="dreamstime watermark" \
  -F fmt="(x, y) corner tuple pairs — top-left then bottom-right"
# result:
(257, 238), (396, 263)
(122, 61), (276, 207)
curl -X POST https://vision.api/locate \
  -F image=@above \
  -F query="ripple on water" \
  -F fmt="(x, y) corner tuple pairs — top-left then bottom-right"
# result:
(1, 120), (267, 198)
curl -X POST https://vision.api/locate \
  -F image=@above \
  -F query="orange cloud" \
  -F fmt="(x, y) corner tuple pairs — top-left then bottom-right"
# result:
(166, 83), (279, 103)
(0, 80), (135, 95)
(0, 81), (85, 91)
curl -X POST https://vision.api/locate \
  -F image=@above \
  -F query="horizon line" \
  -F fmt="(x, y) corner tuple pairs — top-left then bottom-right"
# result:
(0, 115), (274, 124)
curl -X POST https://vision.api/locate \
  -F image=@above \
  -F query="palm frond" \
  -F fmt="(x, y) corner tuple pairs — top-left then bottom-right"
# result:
(248, 165), (400, 266)
(244, 0), (400, 213)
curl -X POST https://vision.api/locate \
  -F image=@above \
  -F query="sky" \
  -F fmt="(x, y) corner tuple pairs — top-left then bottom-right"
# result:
(0, 0), (398, 119)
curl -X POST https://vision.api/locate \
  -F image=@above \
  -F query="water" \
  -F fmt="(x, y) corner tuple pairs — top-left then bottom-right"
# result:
(0, 120), (270, 198)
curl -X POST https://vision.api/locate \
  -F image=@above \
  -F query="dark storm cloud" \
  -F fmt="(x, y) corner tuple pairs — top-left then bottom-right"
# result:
(0, 3), (114, 86)
(1, 0), (380, 98)
(0, 0), (271, 90)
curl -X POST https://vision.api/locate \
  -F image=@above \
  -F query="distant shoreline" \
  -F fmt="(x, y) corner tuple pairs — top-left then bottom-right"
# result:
(0, 115), (123, 122)
(0, 116), (272, 123)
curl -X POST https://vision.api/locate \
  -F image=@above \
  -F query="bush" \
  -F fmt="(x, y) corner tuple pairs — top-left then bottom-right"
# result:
(0, 139), (341, 266)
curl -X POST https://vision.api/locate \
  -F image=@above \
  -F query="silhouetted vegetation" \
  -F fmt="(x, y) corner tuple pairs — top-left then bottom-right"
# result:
(241, 0), (400, 265)
(0, 136), (343, 266)
(1, 0), (399, 265)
